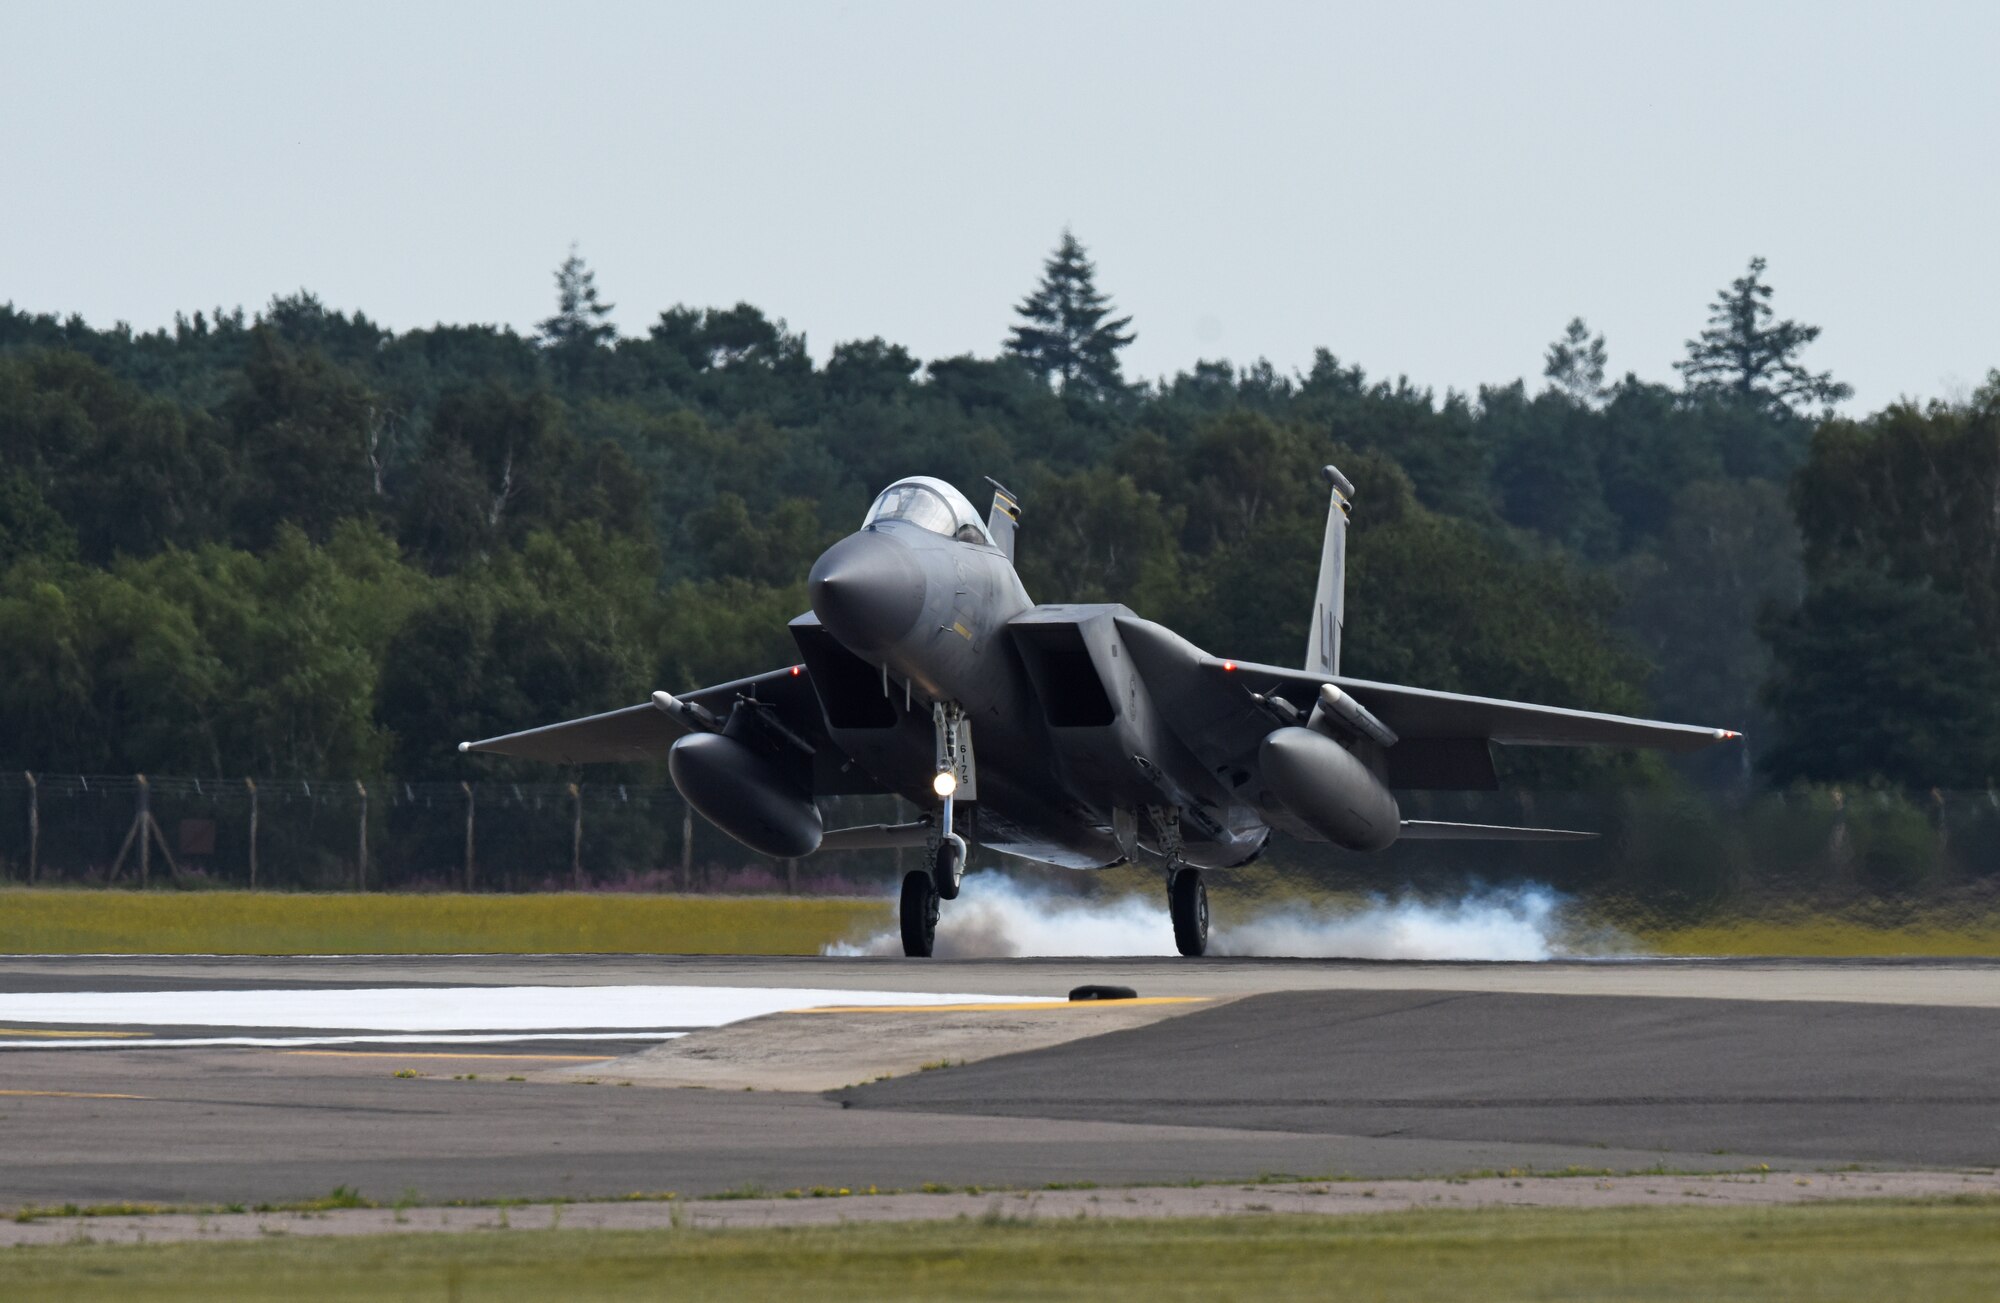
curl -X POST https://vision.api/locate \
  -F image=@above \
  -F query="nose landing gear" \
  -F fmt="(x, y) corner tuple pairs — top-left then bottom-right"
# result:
(904, 701), (971, 957)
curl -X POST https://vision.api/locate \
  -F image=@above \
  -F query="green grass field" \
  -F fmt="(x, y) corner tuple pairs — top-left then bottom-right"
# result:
(0, 888), (888, 955)
(1640, 916), (2000, 957)
(4, 1201), (1999, 1301)
(6, 885), (2000, 957)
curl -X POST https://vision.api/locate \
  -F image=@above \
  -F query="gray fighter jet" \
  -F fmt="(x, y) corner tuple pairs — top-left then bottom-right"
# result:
(463, 469), (1737, 956)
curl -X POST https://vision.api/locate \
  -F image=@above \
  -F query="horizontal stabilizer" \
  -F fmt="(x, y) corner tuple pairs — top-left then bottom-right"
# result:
(817, 821), (933, 852)
(1398, 820), (1598, 841)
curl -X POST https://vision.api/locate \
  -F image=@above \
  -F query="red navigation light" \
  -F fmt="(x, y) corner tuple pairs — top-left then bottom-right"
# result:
(1222, 661), (1237, 672)
(790, 665), (803, 677)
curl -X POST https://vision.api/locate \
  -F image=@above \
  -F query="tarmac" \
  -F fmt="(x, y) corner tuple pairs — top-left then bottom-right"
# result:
(1, 954), (1997, 1216)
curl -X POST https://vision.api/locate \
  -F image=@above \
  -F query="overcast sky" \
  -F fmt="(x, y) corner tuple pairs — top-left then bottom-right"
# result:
(3, 1), (1994, 409)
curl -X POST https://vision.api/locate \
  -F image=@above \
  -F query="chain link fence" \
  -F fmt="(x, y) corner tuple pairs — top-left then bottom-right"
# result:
(0, 773), (915, 896)
(3, 774), (1999, 920)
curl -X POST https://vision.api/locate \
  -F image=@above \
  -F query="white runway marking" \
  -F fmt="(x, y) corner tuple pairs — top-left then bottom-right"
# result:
(0, 985), (1056, 1049)
(0, 1032), (690, 1051)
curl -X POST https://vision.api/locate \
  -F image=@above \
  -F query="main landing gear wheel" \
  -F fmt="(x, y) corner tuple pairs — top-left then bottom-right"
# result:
(901, 868), (940, 957)
(1169, 868), (1209, 957)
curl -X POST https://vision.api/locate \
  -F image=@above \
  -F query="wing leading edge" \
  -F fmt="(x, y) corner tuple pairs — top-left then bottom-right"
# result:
(458, 666), (817, 766)
(1208, 656), (1737, 752)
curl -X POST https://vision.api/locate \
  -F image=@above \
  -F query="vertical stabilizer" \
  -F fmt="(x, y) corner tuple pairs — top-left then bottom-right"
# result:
(1305, 464), (1353, 675)
(986, 477), (1021, 561)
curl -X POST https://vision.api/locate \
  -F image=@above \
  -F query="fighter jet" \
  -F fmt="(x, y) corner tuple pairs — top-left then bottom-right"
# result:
(463, 469), (1738, 957)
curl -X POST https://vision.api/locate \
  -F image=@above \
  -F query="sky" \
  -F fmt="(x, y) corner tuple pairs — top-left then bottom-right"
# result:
(2, 1), (1995, 410)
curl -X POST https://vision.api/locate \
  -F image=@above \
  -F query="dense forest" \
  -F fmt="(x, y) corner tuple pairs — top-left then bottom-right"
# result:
(2, 236), (1996, 814)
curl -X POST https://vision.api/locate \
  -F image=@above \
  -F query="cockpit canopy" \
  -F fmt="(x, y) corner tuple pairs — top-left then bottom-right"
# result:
(863, 477), (994, 546)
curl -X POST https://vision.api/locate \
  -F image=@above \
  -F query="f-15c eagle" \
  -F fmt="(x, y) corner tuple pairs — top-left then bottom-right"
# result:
(464, 469), (1737, 957)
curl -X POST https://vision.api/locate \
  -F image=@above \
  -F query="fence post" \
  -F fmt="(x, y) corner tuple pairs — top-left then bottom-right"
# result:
(569, 782), (583, 890)
(462, 781), (476, 893)
(138, 775), (151, 887)
(680, 805), (693, 892)
(24, 772), (37, 885)
(355, 780), (368, 891)
(246, 779), (259, 889)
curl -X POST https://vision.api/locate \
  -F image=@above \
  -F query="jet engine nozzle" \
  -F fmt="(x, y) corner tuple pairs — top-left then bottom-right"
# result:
(808, 531), (926, 654)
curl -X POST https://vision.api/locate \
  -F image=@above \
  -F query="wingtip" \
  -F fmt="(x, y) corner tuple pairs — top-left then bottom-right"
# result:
(457, 741), (471, 753)
(1717, 729), (1742, 741)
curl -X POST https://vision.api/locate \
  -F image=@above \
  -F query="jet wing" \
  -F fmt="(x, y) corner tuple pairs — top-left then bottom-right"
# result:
(1114, 616), (1735, 795)
(1264, 665), (1735, 751)
(460, 666), (822, 766)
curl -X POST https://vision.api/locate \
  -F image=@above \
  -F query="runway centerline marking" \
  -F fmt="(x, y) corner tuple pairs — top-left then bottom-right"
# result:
(0, 1028), (150, 1039)
(792, 998), (1209, 1014)
(281, 1050), (613, 1061)
(0, 1089), (148, 1100)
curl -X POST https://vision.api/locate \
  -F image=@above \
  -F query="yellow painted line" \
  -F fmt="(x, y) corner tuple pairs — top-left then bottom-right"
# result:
(0, 1089), (148, 1099)
(280, 1051), (613, 1062)
(790, 997), (1211, 1014)
(0, 1028), (150, 1039)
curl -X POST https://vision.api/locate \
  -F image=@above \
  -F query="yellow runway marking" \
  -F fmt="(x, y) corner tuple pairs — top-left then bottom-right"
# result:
(791, 997), (1210, 1014)
(0, 1028), (150, 1039)
(0, 1089), (148, 1099)
(281, 1051), (613, 1062)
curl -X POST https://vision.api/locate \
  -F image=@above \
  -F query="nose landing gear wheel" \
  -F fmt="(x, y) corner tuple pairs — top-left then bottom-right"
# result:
(1169, 868), (1208, 957)
(901, 868), (940, 957)
(933, 834), (965, 900)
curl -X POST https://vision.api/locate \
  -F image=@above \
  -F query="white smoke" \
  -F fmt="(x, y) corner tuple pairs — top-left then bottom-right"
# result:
(825, 871), (1627, 961)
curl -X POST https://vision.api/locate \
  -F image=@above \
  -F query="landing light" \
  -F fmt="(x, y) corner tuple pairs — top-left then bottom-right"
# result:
(933, 770), (958, 798)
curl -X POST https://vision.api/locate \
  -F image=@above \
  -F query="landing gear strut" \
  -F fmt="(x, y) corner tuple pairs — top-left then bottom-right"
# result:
(1148, 804), (1209, 957)
(905, 700), (970, 957)
(929, 701), (970, 902)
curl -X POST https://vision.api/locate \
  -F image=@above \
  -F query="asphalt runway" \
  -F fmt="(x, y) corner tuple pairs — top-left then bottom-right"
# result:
(1, 954), (1997, 1209)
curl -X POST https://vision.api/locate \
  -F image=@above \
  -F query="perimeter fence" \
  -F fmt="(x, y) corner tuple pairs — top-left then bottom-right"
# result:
(0, 772), (914, 896)
(2, 773), (1999, 920)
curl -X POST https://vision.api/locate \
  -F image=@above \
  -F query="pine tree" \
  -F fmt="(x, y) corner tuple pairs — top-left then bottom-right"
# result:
(537, 245), (615, 382)
(1542, 316), (1608, 405)
(1676, 257), (1850, 414)
(1006, 230), (1135, 398)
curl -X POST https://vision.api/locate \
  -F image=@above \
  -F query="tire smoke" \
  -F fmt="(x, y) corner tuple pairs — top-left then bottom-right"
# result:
(824, 871), (1627, 960)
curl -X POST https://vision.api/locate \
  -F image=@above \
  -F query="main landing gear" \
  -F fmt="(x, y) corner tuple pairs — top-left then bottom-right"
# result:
(904, 701), (970, 958)
(1149, 804), (1208, 957)
(1169, 868), (1209, 957)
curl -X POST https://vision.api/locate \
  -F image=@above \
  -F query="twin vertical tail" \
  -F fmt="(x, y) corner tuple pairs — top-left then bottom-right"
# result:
(986, 477), (1021, 562)
(1305, 465), (1353, 676)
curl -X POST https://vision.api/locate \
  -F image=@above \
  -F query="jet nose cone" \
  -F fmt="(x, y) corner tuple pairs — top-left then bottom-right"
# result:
(808, 530), (926, 653)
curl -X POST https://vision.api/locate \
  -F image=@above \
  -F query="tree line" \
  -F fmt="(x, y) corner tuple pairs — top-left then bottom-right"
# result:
(2, 234), (1995, 798)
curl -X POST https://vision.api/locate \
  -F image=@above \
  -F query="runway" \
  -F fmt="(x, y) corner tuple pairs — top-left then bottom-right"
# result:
(1, 954), (1997, 1210)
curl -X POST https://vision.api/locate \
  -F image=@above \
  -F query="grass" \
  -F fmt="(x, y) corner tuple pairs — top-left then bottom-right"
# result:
(4, 1200), (2000, 1300)
(1641, 915), (2000, 957)
(7, 884), (2000, 958)
(0, 888), (887, 955)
